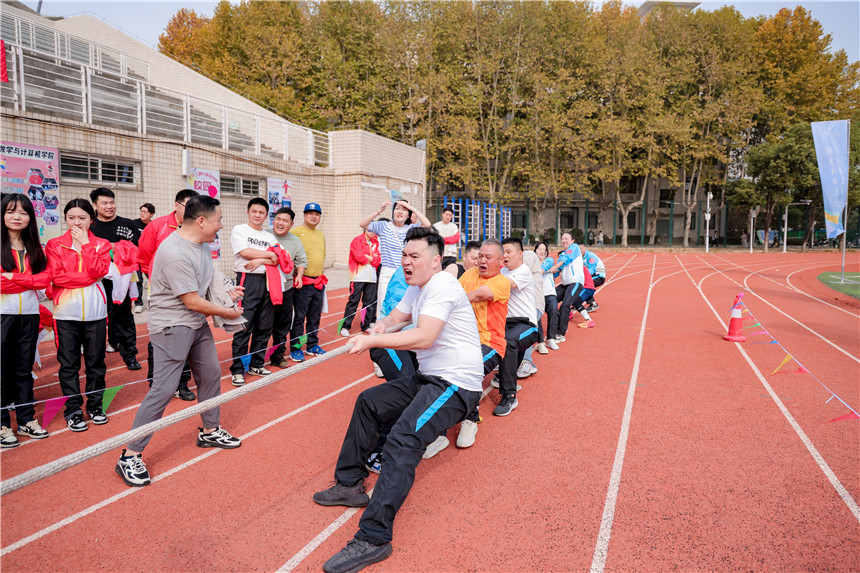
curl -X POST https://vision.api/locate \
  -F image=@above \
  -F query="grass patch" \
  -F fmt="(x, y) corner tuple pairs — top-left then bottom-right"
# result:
(817, 272), (860, 299)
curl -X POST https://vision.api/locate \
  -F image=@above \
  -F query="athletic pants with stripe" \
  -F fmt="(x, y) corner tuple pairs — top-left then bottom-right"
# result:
(499, 318), (539, 396)
(556, 283), (583, 337)
(231, 273), (274, 375)
(333, 371), (481, 545)
(127, 324), (222, 453)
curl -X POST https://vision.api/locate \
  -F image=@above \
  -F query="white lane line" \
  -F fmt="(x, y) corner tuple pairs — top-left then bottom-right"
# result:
(696, 256), (859, 364)
(711, 254), (859, 319)
(676, 255), (860, 524)
(277, 379), (499, 571)
(1, 373), (376, 556)
(590, 255), (658, 573)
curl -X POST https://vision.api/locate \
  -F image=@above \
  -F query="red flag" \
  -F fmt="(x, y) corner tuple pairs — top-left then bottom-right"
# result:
(1, 40), (8, 83)
(827, 411), (860, 423)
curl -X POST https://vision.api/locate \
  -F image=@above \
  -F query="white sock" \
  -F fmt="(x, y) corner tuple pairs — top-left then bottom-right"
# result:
(580, 309), (591, 321)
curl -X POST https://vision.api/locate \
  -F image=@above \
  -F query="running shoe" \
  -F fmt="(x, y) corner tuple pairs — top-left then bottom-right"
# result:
(106, 344), (116, 353)
(578, 319), (596, 328)
(323, 538), (392, 573)
(537, 342), (548, 354)
(67, 412), (88, 432)
(556, 335), (566, 343)
(589, 302), (599, 311)
(517, 361), (534, 379)
(17, 420), (49, 439)
(374, 363), (385, 378)
(490, 377), (522, 391)
(115, 449), (151, 487)
(1, 426), (19, 448)
(196, 426), (242, 449)
(422, 435), (449, 459)
(231, 374), (245, 387)
(88, 408), (108, 425)
(313, 480), (370, 507)
(290, 349), (305, 363)
(457, 420), (478, 448)
(306, 345), (327, 356)
(493, 395), (518, 417)
(340, 328), (350, 337)
(248, 366), (272, 376)
(547, 339), (559, 351)
(365, 453), (382, 474)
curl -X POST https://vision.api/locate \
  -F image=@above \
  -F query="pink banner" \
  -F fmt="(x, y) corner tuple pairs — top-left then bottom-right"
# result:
(42, 396), (69, 428)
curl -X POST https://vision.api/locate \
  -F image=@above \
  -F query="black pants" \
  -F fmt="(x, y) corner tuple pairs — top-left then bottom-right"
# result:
(544, 294), (558, 341)
(231, 273), (275, 375)
(333, 371), (481, 545)
(103, 278), (138, 362)
(1, 314), (40, 427)
(270, 288), (295, 364)
(462, 344), (502, 423)
(291, 283), (324, 350)
(499, 318), (539, 396)
(147, 341), (191, 389)
(368, 347), (418, 457)
(556, 283), (583, 337)
(343, 281), (377, 332)
(55, 319), (106, 418)
(587, 277), (605, 305)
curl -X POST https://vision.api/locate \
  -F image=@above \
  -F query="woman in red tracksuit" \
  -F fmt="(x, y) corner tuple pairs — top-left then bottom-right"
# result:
(1, 193), (51, 448)
(340, 229), (381, 335)
(45, 198), (112, 432)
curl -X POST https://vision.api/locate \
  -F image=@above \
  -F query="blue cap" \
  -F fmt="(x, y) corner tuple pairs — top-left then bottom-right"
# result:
(304, 202), (322, 214)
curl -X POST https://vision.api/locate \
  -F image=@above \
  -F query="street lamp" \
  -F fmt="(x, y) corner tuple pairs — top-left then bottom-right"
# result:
(705, 191), (713, 253)
(782, 199), (812, 253)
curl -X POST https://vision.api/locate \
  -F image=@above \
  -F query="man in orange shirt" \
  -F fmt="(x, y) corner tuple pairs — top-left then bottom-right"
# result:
(451, 238), (510, 450)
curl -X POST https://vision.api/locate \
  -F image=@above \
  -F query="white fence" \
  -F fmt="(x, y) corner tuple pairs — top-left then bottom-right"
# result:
(0, 40), (331, 167)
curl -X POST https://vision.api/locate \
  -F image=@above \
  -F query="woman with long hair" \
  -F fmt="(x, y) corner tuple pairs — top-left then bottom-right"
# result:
(45, 198), (112, 432)
(0, 193), (51, 447)
(535, 242), (560, 351)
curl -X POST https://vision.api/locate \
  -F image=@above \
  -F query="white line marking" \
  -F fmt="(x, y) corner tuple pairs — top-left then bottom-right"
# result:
(676, 255), (860, 524)
(0, 373), (375, 555)
(590, 255), (658, 573)
(785, 267), (860, 318)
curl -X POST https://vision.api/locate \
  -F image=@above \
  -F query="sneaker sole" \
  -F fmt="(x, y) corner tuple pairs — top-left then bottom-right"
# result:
(196, 439), (242, 449)
(493, 403), (518, 417)
(231, 379), (245, 387)
(68, 424), (88, 432)
(313, 494), (370, 508)
(17, 431), (49, 439)
(1, 442), (20, 448)
(91, 419), (108, 425)
(290, 357), (305, 363)
(175, 393), (197, 401)
(114, 464), (150, 487)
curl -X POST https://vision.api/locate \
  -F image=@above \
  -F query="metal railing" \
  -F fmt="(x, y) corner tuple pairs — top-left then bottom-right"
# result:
(0, 41), (331, 167)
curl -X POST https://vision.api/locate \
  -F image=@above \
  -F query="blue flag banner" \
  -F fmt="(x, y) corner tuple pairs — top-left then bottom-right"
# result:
(811, 120), (850, 239)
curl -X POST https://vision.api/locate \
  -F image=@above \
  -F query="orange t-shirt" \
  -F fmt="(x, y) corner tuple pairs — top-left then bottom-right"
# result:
(459, 267), (510, 355)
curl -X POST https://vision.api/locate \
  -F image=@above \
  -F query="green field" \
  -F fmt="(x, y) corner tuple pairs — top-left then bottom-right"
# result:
(818, 272), (860, 299)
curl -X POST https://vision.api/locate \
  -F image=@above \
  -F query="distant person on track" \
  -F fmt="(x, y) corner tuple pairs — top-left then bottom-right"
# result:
(451, 238), (510, 450)
(341, 228), (381, 336)
(536, 242), (560, 351)
(312, 227), (483, 573)
(45, 199), (112, 432)
(495, 238), (539, 415)
(116, 195), (244, 488)
(138, 189), (198, 401)
(568, 264), (596, 328)
(267, 207), (307, 368)
(433, 206), (460, 271)
(581, 248), (605, 311)
(547, 232), (584, 343)
(132, 202), (154, 314)
(289, 202), (328, 362)
(516, 244), (547, 378)
(1, 193), (51, 447)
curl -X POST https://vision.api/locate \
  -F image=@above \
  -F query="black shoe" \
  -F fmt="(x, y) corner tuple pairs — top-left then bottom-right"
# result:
(323, 538), (392, 573)
(196, 427), (241, 449)
(313, 480), (370, 507)
(125, 358), (142, 371)
(174, 386), (196, 401)
(115, 449), (151, 487)
(493, 394), (518, 417)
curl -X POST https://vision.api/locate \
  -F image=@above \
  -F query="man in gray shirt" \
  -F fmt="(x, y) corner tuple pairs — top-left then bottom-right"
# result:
(268, 207), (307, 368)
(115, 195), (245, 487)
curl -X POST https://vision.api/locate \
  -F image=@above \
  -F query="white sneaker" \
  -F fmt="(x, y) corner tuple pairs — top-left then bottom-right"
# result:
(106, 344), (116, 353)
(133, 305), (143, 314)
(422, 435), (449, 459)
(340, 328), (350, 337)
(517, 361), (533, 379)
(457, 420), (478, 448)
(490, 377), (522, 391)
(547, 339), (559, 351)
(556, 335), (566, 343)
(537, 342), (548, 354)
(528, 362), (538, 375)
(373, 363), (384, 378)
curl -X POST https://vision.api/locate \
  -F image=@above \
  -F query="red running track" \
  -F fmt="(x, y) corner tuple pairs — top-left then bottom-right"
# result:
(1, 252), (857, 572)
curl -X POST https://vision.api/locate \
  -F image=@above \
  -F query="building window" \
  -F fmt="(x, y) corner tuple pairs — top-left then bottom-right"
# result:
(511, 210), (527, 229)
(59, 153), (140, 189)
(221, 175), (261, 196)
(617, 210), (637, 230)
(587, 212), (599, 229)
(560, 208), (579, 231)
(659, 189), (675, 209)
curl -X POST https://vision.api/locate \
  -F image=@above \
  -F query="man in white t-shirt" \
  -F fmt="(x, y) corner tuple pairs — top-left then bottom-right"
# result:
(433, 206), (459, 270)
(495, 238), (539, 417)
(229, 198), (281, 386)
(313, 227), (483, 573)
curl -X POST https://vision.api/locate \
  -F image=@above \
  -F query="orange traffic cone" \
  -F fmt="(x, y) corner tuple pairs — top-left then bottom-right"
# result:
(723, 293), (746, 342)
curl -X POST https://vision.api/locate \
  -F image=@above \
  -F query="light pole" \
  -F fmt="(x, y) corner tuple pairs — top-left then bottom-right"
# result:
(705, 191), (712, 253)
(782, 200), (812, 253)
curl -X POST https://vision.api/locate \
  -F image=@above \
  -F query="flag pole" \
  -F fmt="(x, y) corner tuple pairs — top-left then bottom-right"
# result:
(841, 119), (850, 283)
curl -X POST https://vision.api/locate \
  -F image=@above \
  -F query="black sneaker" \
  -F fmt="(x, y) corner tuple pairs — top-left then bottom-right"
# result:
(115, 449), (151, 487)
(196, 427), (241, 449)
(88, 408), (108, 425)
(313, 480), (370, 507)
(67, 412), (88, 432)
(174, 386), (196, 401)
(323, 538), (392, 573)
(493, 394), (518, 417)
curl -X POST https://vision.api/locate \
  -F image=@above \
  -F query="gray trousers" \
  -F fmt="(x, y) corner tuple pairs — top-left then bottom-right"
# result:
(127, 323), (222, 452)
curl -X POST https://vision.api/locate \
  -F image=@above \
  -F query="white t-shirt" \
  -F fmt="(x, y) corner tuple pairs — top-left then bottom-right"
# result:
(433, 221), (459, 258)
(395, 271), (483, 392)
(522, 250), (544, 311)
(501, 264), (537, 325)
(231, 223), (279, 274)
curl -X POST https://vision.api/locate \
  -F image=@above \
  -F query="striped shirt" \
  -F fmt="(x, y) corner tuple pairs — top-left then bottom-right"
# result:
(367, 220), (419, 270)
